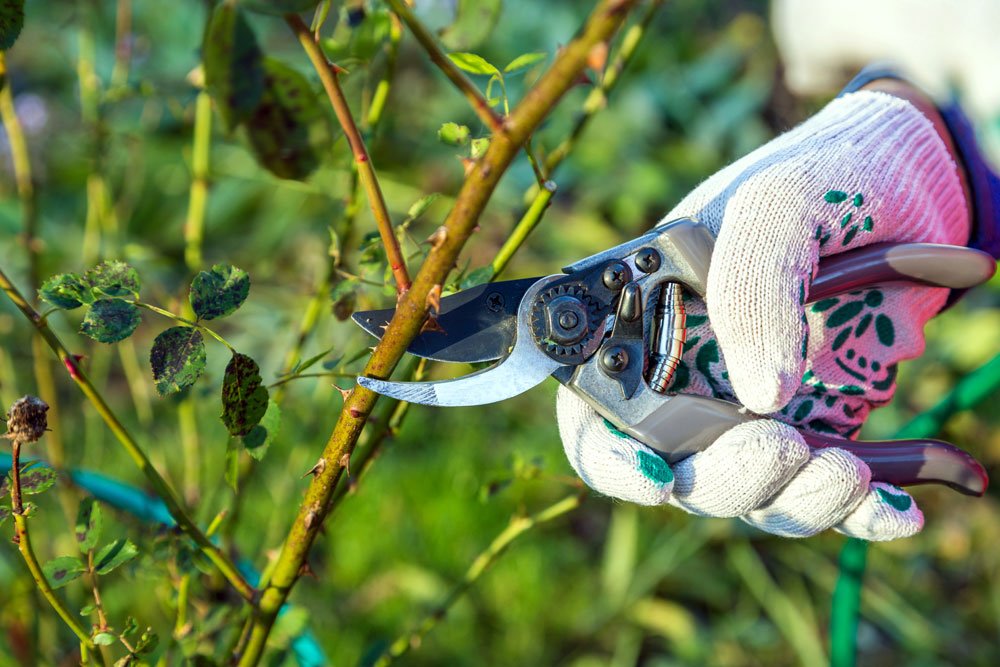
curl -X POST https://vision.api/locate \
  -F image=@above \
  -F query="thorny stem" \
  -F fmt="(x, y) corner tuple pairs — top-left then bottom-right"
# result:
(8, 440), (102, 659)
(0, 268), (256, 603)
(237, 3), (635, 664)
(286, 14), (412, 296)
(384, 0), (505, 134)
(372, 494), (585, 666)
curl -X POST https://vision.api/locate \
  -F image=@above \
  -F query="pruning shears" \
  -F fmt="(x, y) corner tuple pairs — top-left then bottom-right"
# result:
(354, 218), (995, 496)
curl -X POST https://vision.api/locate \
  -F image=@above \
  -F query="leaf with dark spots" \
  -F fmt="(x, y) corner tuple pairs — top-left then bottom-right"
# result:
(825, 301), (863, 328)
(0, 0), (24, 50)
(39, 273), (91, 309)
(204, 3), (265, 132)
(80, 299), (141, 343)
(150, 327), (206, 396)
(85, 260), (141, 297)
(43, 556), (85, 589)
(190, 264), (250, 320)
(245, 58), (332, 181)
(95, 538), (139, 575)
(221, 353), (269, 436)
(75, 497), (103, 553)
(18, 466), (56, 495)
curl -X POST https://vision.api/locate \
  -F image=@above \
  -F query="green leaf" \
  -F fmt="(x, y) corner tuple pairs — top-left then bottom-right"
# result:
(405, 193), (441, 222)
(85, 260), (140, 298)
(203, 3), (265, 132)
(93, 632), (116, 646)
(440, 0), (502, 50)
(150, 327), (207, 396)
(221, 352), (269, 436)
(95, 538), (139, 575)
(504, 52), (546, 73)
(438, 122), (470, 146)
(190, 264), (250, 320)
(242, 399), (281, 462)
(79, 603), (98, 616)
(75, 497), (103, 553)
(43, 556), (85, 589)
(460, 265), (494, 289)
(19, 466), (56, 495)
(246, 58), (332, 181)
(80, 299), (141, 343)
(243, 0), (321, 15)
(447, 52), (500, 77)
(122, 616), (138, 637)
(0, 0), (25, 50)
(39, 273), (91, 309)
(470, 137), (490, 159)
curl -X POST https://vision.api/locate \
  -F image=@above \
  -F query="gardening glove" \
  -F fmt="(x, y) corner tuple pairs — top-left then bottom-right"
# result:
(559, 89), (971, 540)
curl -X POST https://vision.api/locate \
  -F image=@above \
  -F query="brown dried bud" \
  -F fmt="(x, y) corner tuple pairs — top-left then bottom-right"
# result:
(4, 396), (49, 444)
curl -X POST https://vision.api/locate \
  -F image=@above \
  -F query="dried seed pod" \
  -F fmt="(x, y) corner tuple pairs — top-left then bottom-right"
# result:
(4, 395), (49, 444)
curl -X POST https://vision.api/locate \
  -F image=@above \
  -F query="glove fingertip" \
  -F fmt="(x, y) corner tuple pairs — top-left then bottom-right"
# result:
(836, 483), (925, 541)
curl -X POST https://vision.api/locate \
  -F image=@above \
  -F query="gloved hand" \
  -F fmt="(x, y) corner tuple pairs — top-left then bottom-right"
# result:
(559, 89), (971, 540)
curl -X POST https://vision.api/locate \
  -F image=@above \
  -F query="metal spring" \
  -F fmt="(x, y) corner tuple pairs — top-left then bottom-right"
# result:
(648, 282), (686, 393)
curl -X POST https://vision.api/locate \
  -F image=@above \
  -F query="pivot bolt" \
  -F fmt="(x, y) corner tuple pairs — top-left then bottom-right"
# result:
(635, 248), (661, 274)
(545, 295), (588, 345)
(600, 346), (629, 373)
(558, 311), (579, 330)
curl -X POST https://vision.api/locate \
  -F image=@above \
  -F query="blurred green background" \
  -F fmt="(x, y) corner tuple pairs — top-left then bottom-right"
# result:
(1, 0), (999, 665)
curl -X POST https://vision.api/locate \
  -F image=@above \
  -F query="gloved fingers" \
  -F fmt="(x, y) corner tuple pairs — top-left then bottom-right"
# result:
(670, 420), (810, 517)
(556, 386), (674, 506)
(741, 447), (872, 537)
(836, 482), (924, 541)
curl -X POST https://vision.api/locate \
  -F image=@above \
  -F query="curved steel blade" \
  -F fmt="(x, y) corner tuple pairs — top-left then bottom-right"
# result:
(351, 277), (541, 363)
(357, 276), (565, 406)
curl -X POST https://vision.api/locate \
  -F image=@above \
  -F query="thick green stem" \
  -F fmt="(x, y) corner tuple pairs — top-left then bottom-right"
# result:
(384, 0), (504, 134)
(491, 180), (556, 279)
(286, 14), (411, 295)
(237, 3), (635, 663)
(0, 268), (256, 603)
(185, 91), (212, 271)
(373, 494), (584, 666)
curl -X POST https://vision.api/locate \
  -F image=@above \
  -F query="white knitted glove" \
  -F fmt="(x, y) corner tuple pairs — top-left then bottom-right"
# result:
(559, 90), (970, 540)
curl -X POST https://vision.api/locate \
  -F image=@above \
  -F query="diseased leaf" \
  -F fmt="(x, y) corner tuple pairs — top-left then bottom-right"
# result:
(150, 327), (207, 396)
(246, 58), (332, 180)
(221, 353), (269, 436)
(75, 497), (103, 553)
(95, 538), (139, 575)
(242, 399), (281, 461)
(438, 122), (470, 146)
(39, 273), (91, 309)
(243, 0), (321, 15)
(0, 0), (25, 51)
(440, 0), (502, 51)
(19, 466), (56, 495)
(190, 264), (250, 320)
(504, 52), (546, 73)
(80, 299), (141, 343)
(43, 556), (85, 589)
(447, 52), (500, 77)
(85, 260), (141, 297)
(204, 3), (265, 131)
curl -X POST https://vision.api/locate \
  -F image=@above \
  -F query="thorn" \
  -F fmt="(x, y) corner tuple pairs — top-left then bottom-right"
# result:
(304, 510), (320, 530)
(339, 452), (351, 477)
(302, 458), (327, 478)
(333, 385), (352, 401)
(298, 562), (317, 578)
(426, 226), (448, 250)
(459, 157), (476, 177)
(426, 284), (442, 316)
(420, 316), (446, 335)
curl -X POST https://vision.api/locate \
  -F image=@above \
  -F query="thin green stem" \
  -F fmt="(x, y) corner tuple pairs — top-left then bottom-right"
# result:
(9, 440), (102, 660)
(286, 13), (412, 295)
(132, 301), (235, 351)
(490, 180), (557, 279)
(0, 268), (256, 603)
(185, 91), (212, 271)
(237, 4), (635, 663)
(384, 0), (505, 134)
(372, 494), (584, 666)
